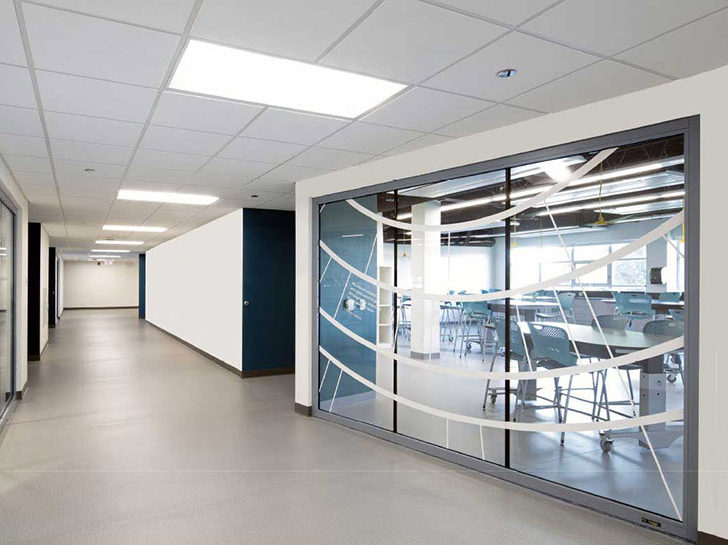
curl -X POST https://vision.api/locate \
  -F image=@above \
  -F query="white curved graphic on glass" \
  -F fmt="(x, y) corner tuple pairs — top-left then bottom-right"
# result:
(320, 307), (683, 380)
(346, 148), (616, 233)
(320, 346), (683, 432)
(320, 211), (683, 302)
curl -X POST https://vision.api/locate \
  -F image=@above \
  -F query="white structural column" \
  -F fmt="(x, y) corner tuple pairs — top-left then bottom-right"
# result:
(410, 201), (442, 359)
(646, 238), (667, 292)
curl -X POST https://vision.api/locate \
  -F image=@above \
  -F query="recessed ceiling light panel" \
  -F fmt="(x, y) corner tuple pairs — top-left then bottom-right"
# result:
(96, 240), (144, 246)
(117, 189), (218, 205)
(169, 40), (406, 118)
(103, 225), (167, 233)
(92, 249), (130, 253)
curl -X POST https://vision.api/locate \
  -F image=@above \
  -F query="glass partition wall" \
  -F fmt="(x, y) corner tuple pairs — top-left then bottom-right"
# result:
(315, 122), (696, 539)
(0, 200), (15, 420)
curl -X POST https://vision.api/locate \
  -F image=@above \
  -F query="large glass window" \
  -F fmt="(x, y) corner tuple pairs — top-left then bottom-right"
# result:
(0, 201), (15, 417)
(316, 132), (689, 532)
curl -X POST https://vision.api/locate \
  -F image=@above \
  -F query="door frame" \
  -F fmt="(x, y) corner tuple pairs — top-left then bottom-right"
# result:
(310, 116), (700, 541)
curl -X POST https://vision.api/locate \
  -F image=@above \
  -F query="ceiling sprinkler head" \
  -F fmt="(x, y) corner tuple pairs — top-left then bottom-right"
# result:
(496, 68), (517, 79)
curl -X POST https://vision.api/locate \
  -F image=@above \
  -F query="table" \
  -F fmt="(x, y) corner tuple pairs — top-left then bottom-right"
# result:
(488, 300), (560, 321)
(517, 321), (681, 450)
(601, 298), (684, 315)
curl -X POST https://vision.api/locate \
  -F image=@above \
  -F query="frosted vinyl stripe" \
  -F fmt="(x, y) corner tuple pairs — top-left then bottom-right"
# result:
(320, 211), (683, 302)
(345, 148), (617, 233)
(320, 308), (683, 380)
(319, 346), (683, 432)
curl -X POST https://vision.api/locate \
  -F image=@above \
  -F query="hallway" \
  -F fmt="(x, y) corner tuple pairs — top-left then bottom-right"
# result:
(0, 310), (677, 544)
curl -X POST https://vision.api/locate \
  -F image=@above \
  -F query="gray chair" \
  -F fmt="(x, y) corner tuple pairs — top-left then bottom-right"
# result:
(644, 319), (685, 384)
(591, 315), (629, 330)
(483, 318), (528, 411)
(535, 292), (576, 322)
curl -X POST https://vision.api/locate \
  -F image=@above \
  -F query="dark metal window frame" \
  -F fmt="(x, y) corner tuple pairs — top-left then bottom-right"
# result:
(311, 117), (700, 541)
(0, 185), (19, 430)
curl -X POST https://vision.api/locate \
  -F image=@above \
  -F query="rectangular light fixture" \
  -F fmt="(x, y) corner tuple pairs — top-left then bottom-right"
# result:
(103, 224), (167, 233)
(96, 240), (144, 246)
(118, 189), (218, 205)
(169, 40), (406, 118)
(90, 254), (121, 259)
(537, 190), (685, 216)
(92, 248), (130, 253)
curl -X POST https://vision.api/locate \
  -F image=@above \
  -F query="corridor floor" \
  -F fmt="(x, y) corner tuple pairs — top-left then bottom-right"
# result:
(0, 310), (679, 544)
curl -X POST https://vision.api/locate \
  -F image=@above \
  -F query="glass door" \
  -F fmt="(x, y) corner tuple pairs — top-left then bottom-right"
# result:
(0, 201), (14, 417)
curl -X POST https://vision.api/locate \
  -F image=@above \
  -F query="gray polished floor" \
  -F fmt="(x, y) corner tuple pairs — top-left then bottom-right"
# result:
(0, 309), (679, 544)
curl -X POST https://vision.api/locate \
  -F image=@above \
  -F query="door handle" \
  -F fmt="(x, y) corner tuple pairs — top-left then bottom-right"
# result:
(243, 300), (250, 306)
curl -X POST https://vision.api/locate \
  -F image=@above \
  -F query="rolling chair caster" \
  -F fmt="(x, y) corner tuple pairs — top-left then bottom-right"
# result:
(667, 374), (677, 383)
(599, 433), (614, 453)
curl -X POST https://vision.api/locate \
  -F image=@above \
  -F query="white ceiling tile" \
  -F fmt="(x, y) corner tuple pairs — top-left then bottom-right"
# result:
(264, 164), (330, 182)
(616, 8), (728, 79)
(16, 183), (58, 200)
(36, 0), (197, 33)
(45, 111), (144, 146)
(241, 109), (349, 145)
(4, 154), (52, 173)
(522, 0), (728, 56)
(0, 0), (27, 65)
(259, 192), (295, 211)
(0, 133), (47, 157)
(437, 104), (542, 137)
(106, 200), (161, 223)
(288, 147), (372, 169)
(143, 203), (200, 224)
(0, 106), (42, 137)
(57, 175), (119, 198)
(243, 177), (296, 193)
(322, 0), (507, 82)
(427, 32), (597, 102)
(383, 133), (453, 156)
(508, 60), (669, 113)
(192, 0), (377, 61)
(151, 92), (263, 135)
(54, 159), (126, 178)
(12, 171), (55, 185)
(24, 3), (180, 87)
(434, 0), (559, 25)
(140, 125), (230, 155)
(198, 157), (275, 180)
(132, 149), (208, 171)
(218, 137), (306, 163)
(363, 87), (491, 131)
(318, 122), (421, 154)
(51, 139), (134, 165)
(0, 65), (36, 108)
(37, 71), (157, 122)
(125, 165), (196, 183)
(29, 201), (64, 223)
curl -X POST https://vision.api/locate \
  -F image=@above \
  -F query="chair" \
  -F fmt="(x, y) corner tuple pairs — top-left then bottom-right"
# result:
(644, 319), (685, 383)
(591, 315), (629, 330)
(535, 292), (576, 322)
(482, 318), (528, 409)
(455, 301), (493, 360)
(669, 309), (685, 322)
(613, 292), (653, 325)
(397, 296), (411, 341)
(658, 291), (683, 302)
(527, 323), (584, 443)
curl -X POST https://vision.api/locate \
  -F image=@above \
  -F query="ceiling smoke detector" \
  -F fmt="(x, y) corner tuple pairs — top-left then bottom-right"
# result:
(83, 167), (96, 173)
(496, 68), (517, 79)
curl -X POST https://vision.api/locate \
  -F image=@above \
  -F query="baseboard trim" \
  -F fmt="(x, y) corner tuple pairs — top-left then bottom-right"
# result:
(28, 353), (41, 361)
(699, 532), (728, 544)
(64, 306), (139, 310)
(294, 403), (312, 416)
(241, 366), (294, 378)
(16, 381), (28, 399)
(145, 320), (241, 377)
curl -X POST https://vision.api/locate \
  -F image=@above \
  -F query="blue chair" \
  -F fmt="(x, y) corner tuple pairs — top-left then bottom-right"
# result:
(613, 292), (653, 325)
(658, 292), (683, 302)
(527, 322), (583, 443)
(644, 319), (685, 384)
(536, 292), (576, 322)
(591, 315), (629, 330)
(669, 309), (685, 322)
(455, 301), (493, 360)
(483, 318), (529, 409)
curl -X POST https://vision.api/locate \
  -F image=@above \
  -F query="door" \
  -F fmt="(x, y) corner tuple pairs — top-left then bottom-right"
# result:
(242, 209), (295, 376)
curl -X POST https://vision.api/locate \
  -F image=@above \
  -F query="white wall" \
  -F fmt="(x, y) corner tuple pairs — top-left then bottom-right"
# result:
(295, 64), (728, 538)
(146, 209), (242, 370)
(0, 159), (29, 393)
(39, 225), (48, 352)
(63, 260), (138, 308)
